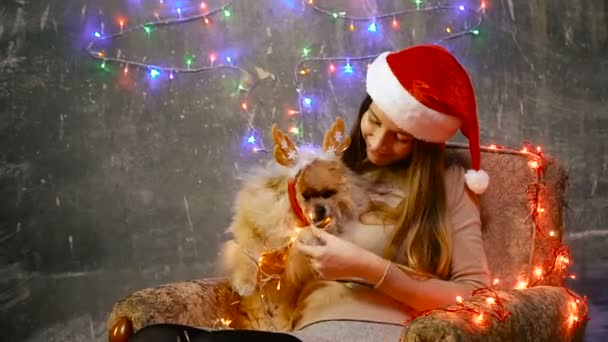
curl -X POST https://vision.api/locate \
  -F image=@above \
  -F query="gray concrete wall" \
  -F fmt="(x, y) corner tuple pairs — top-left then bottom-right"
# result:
(0, 0), (606, 340)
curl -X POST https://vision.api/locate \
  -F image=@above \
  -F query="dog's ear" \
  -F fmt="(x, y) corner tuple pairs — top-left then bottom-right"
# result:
(272, 124), (298, 167)
(323, 117), (351, 156)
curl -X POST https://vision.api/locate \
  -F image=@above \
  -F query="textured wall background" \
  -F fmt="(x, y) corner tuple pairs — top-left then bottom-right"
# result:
(0, 0), (606, 341)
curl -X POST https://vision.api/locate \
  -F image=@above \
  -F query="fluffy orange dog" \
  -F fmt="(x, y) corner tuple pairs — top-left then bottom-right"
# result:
(218, 118), (372, 331)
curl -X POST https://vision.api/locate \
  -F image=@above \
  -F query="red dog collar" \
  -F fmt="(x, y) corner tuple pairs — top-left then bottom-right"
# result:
(287, 176), (311, 227)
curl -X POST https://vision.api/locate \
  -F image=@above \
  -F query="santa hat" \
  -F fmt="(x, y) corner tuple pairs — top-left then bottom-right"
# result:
(366, 44), (489, 194)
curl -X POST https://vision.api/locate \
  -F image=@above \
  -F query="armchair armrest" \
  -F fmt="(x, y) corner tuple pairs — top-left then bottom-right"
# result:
(107, 278), (240, 342)
(400, 286), (587, 342)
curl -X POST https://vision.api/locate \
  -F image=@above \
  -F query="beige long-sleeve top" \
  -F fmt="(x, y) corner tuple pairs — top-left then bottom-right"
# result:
(293, 165), (491, 330)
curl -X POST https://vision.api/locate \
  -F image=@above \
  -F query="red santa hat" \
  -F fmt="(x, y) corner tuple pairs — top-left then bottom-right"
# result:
(366, 44), (489, 194)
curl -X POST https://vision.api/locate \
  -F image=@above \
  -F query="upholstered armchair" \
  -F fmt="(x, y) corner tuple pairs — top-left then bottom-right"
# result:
(106, 144), (588, 342)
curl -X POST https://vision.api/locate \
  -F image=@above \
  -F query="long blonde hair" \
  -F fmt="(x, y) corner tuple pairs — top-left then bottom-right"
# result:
(342, 95), (452, 279)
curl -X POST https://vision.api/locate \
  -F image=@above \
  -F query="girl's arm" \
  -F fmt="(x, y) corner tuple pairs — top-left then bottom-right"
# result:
(359, 174), (491, 312)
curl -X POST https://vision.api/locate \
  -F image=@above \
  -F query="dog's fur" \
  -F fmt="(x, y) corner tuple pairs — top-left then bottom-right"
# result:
(218, 119), (372, 331)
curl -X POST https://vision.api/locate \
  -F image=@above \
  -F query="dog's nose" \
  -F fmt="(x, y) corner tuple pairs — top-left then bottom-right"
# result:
(314, 205), (327, 221)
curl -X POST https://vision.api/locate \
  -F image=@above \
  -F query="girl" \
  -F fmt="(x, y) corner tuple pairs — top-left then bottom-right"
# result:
(130, 44), (491, 342)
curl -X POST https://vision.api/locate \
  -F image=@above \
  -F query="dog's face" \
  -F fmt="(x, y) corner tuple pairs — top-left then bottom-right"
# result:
(272, 117), (366, 232)
(295, 159), (359, 231)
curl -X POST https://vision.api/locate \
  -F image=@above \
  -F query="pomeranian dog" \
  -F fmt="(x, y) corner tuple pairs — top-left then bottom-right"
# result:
(218, 118), (372, 331)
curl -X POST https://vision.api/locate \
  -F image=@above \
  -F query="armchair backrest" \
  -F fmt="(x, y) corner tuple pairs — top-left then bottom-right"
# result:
(446, 144), (568, 290)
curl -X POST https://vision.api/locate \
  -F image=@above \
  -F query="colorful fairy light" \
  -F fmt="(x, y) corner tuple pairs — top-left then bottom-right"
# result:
(149, 69), (160, 78)
(344, 62), (353, 74)
(367, 21), (377, 32)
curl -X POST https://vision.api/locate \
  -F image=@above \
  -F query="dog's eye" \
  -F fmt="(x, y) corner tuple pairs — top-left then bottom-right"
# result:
(321, 190), (336, 199)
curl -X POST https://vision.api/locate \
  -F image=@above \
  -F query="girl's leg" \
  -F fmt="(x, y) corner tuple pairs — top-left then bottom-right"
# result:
(129, 323), (208, 342)
(130, 324), (302, 342)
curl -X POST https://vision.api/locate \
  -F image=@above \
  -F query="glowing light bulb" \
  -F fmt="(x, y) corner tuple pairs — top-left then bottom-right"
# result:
(474, 313), (484, 324)
(209, 53), (216, 63)
(459, 5), (465, 11)
(534, 267), (543, 278)
(486, 297), (496, 305)
(493, 278), (500, 286)
(200, 2), (207, 10)
(149, 69), (160, 78)
(94, 32), (101, 38)
(241, 102), (248, 111)
(303, 97), (312, 107)
(344, 62), (353, 74)
(528, 160), (539, 169)
(515, 278), (528, 289)
(204, 17), (210, 25)
(329, 64), (336, 73)
(289, 126), (300, 135)
(456, 296), (463, 303)
(349, 22), (355, 31)
(368, 21), (377, 32)
(549, 230), (556, 237)
(223, 9), (231, 17)
(471, 29), (480, 35)
(247, 136), (256, 144)
(392, 17), (399, 29)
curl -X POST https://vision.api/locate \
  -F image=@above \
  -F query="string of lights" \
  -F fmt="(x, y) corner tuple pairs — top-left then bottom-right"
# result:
(84, 1), (268, 152)
(85, 1), (485, 151)
(289, 1), (485, 142)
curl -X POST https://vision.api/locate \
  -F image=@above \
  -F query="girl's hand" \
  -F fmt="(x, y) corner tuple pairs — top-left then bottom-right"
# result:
(296, 226), (377, 282)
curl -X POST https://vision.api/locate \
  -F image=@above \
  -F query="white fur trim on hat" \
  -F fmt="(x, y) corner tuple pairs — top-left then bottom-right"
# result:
(366, 52), (462, 143)
(464, 169), (489, 194)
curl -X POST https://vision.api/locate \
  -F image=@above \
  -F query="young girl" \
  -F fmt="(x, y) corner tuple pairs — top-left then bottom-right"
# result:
(130, 44), (491, 342)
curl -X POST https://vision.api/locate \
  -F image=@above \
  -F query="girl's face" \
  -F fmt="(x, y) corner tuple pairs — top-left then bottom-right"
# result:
(361, 102), (415, 166)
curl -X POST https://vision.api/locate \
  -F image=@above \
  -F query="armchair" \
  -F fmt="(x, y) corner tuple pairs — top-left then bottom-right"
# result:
(107, 144), (588, 342)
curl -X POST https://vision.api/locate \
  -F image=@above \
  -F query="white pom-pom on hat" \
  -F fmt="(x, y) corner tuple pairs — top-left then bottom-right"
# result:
(464, 169), (489, 194)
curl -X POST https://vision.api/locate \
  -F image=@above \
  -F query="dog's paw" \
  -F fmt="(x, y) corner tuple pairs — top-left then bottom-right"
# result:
(232, 277), (256, 296)
(232, 283), (255, 296)
(297, 228), (319, 246)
